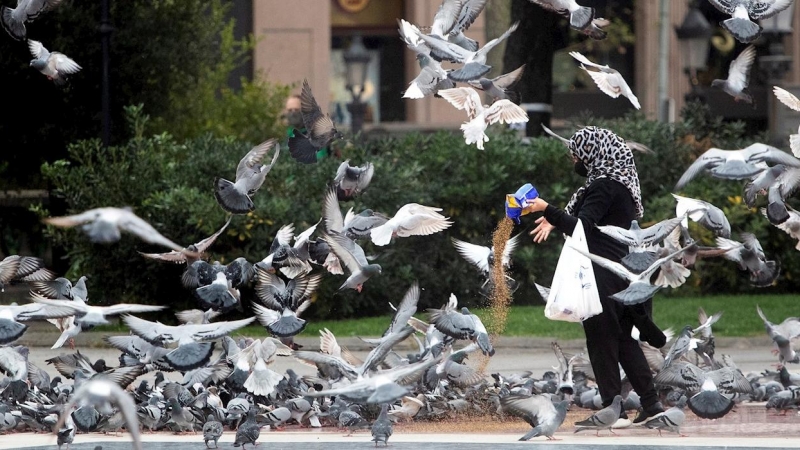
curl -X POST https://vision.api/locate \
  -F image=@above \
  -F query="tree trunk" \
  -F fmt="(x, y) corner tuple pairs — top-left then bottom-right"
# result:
(502, 0), (560, 137)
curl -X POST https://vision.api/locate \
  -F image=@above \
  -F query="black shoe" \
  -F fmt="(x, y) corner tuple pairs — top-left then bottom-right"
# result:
(633, 402), (665, 424)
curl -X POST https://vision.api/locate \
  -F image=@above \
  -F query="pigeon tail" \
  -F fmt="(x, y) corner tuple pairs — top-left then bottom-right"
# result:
(448, 62), (491, 82)
(288, 132), (319, 164)
(0, 318), (27, 345)
(610, 284), (660, 305)
(687, 390), (734, 419)
(766, 202), (790, 225)
(195, 284), (239, 313)
(736, 88), (755, 107)
(267, 315), (307, 338)
(461, 116), (489, 150)
(164, 342), (215, 371)
(370, 224), (395, 246)
(0, 7), (25, 40)
(403, 81), (426, 99)
(214, 177), (253, 214)
(519, 426), (544, 441)
(243, 368), (283, 396)
(51, 328), (73, 349)
(721, 18), (761, 44)
(570, 6), (595, 30)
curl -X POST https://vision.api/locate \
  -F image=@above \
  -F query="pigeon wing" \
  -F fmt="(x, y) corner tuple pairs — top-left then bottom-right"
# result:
(726, 45), (755, 92)
(483, 100), (528, 125)
(52, 53), (81, 75)
(235, 139), (279, 181)
(774, 86), (800, 112)
(322, 186), (345, 233)
(438, 87), (483, 119)
(451, 237), (491, 272)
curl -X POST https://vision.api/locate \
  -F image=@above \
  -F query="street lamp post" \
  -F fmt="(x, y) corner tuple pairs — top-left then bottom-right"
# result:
(758, 3), (795, 138)
(675, 4), (712, 103)
(343, 34), (371, 135)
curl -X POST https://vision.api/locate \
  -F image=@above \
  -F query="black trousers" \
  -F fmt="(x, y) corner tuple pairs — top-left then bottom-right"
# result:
(582, 265), (659, 409)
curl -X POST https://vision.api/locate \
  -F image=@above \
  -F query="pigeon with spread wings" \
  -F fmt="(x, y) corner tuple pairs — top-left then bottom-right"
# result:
(438, 86), (528, 150)
(214, 139), (280, 214)
(712, 44), (756, 105)
(28, 39), (80, 85)
(321, 231), (381, 292)
(569, 51), (640, 109)
(370, 203), (453, 246)
(1, 0), (63, 40)
(140, 217), (231, 265)
(707, 0), (794, 44)
(288, 79), (343, 163)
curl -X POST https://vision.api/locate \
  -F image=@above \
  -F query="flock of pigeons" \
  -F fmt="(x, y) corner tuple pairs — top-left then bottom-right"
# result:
(1, 0), (800, 448)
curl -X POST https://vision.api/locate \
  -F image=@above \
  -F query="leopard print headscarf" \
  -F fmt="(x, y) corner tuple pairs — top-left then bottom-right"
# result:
(564, 126), (644, 218)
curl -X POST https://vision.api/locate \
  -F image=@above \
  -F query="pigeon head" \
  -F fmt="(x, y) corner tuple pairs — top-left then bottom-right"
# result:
(364, 264), (382, 276)
(711, 79), (725, 89)
(30, 59), (46, 70)
(460, 307), (470, 315)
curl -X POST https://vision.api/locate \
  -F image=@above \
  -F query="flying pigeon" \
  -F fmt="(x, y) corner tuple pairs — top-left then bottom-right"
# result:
(468, 64), (526, 102)
(529, 0), (596, 31)
(428, 294), (494, 356)
(597, 217), (683, 274)
(360, 282), (420, 347)
(417, 21), (519, 82)
(773, 87), (800, 156)
(214, 139), (280, 214)
(712, 44), (757, 107)
(715, 233), (780, 287)
(501, 394), (569, 441)
(569, 51), (640, 109)
(288, 79), (343, 163)
(672, 194), (732, 238)
(428, 0), (488, 52)
(673, 143), (800, 190)
(43, 207), (195, 254)
(0, 301), (82, 345)
(28, 40), (81, 86)
(756, 305), (800, 364)
(762, 206), (800, 250)
(707, 0), (794, 44)
(0, 255), (53, 292)
(252, 269), (321, 337)
(370, 203), (452, 246)
(438, 86), (528, 150)
(334, 160), (374, 200)
(320, 231), (381, 292)
(140, 217), (231, 264)
(1, 0), (63, 40)
(182, 258), (253, 313)
(322, 185), (388, 240)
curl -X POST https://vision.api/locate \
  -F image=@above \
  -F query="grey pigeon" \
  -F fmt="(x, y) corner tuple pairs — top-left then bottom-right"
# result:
(334, 160), (374, 200)
(371, 404), (393, 446)
(28, 40), (80, 85)
(673, 194), (732, 238)
(674, 144), (800, 190)
(338, 406), (370, 436)
(428, 294), (494, 356)
(697, 308), (724, 340)
(257, 222), (315, 278)
(203, 414), (223, 448)
(756, 305), (800, 364)
(597, 217), (683, 274)
(0, 255), (53, 291)
(715, 233), (779, 287)
(55, 379), (141, 450)
(360, 282), (420, 346)
(468, 64), (526, 102)
(569, 243), (687, 305)
(745, 164), (788, 207)
(764, 168), (800, 225)
(233, 408), (260, 448)
(214, 139), (280, 214)
(711, 45), (756, 105)
(403, 54), (454, 99)
(501, 394), (568, 440)
(762, 205), (800, 250)
(44, 207), (193, 253)
(707, 0), (794, 43)
(252, 269), (321, 337)
(427, 0), (487, 52)
(574, 394), (622, 436)
(263, 406), (291, 429)
(182, 258), (253, 313)
(417, 21), (519, 82)
(167, 397), (197, 432)
(56, 413), (75, 450)
(321, 231), (382, 292)
(322, 185), (389, 240)
(140, 217), (231, 265)
(1, 0), (63, 40)
(288, 79), (343, 163)
(529, 0), (595, 30)
(686, 377), (736, 419)
(644, 396), (688, 436)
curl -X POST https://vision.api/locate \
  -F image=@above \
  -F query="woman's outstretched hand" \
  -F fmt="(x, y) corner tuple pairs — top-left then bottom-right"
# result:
(530, 216), (555, 243)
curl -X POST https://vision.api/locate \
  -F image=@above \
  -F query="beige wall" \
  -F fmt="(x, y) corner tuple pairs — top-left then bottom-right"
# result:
(253, 0), (332, 112)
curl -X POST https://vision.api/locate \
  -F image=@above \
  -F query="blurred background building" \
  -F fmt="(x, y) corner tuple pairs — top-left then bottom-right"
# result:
(237, 0), (800, 136)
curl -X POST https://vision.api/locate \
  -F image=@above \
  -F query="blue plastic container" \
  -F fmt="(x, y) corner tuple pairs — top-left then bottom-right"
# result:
(505, 183), (539, 224)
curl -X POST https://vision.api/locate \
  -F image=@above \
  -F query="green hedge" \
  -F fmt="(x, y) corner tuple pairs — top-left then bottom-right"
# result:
(36, 102), (800, 321)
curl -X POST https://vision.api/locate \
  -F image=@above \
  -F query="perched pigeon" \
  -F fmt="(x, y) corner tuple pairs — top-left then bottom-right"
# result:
(467, 64), (526, 102)
(756, 305), (800, 364)
(644, 396), (688, 436)
(321, 231), (381, 292)
(501, 394), (569, 441)
(574, 394), (622, 436)
(438, 86), (528, 150)
(43, 207), (194, 254)
(28, 40), (80, 85)
(711, 45), (756, 105)
(370, 203), (452, 246)
(371, 404), (393, 446)
(203, 414), (223, 448)
(707, 0), (794, 43)
(1, 0), (63, 40)
(214, 139), (280, 214)
(288, 79), (343, 163)
(529, 0), (596, 31)
(569, 51), (640, 109)
(334, 160), (374, 200)
(673, 144), (800, 190)
(140, 217), (231, 265)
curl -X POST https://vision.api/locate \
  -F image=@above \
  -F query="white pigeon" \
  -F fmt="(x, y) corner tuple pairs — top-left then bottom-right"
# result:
(569, 51), (640, 109)
(438, 87), (528, 150)
(28, 40), (81, 86)
(711, 45), (756, 105)
(773, 87), (800, 157)
(1, 0), (63, 41)
(43, 207), (195, 254)
(370, 203), (453, 246)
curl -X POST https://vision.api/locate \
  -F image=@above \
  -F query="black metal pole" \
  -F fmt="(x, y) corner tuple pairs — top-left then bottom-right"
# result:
(100, 0), (113, 147)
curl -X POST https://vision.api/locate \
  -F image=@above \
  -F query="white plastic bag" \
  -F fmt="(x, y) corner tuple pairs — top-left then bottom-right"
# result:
(545, 219), (602, 322)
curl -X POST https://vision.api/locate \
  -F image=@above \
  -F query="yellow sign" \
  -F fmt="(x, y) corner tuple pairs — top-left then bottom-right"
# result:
(338, 0), (370, 14)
